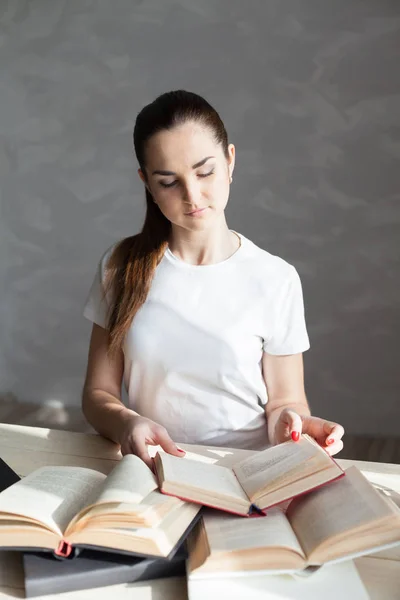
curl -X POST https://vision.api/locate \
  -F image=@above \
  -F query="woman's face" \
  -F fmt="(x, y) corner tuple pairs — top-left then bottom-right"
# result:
(139, 121), (235, 232)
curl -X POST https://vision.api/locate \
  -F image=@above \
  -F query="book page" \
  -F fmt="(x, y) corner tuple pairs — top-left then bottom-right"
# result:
(233, 436), (323, 500)
(287, 466), (398, 559)
(101, 489), (182, 512)
(86, 454), (158, 507)
(158, 453), (249, 504)
(202, 507), (305, 557)
(0, 466), (105, 536)
(67, 489), (184, 534)
(69, 500), (200, 557)
(151, 443), (256, 467)
(66, 455), (162, 532)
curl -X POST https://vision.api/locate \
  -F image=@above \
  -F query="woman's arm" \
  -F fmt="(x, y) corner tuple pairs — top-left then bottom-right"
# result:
(82, 324), (184, 467)
(82, 324), (135, 442)
(262, 352), (344, 455)
(262, 353), (310, 445)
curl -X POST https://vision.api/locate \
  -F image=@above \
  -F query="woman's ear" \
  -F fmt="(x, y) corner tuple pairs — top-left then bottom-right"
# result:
(138, 168), (147, 186)
(138, 168), (152, 195)
(227, 143), (235, 180)
(138, 168), (157, 202)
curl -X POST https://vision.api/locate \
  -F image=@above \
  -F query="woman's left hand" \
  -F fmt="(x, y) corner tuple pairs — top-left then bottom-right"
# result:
(274, 409), (344, 456)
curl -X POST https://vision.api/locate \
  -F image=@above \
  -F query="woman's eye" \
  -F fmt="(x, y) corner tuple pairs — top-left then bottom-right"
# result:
(160, 180), (177, 188)
(198, 169), (215, 178)
(159, 170), (214, 188)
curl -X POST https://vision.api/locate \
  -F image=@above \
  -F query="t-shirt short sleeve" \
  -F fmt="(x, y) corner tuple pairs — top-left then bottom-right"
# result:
(263, 265), (310, 355)
(83, 247), (115, 329)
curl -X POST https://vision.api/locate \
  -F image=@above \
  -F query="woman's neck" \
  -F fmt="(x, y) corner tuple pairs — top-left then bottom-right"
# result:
(168, 222), (240, 266)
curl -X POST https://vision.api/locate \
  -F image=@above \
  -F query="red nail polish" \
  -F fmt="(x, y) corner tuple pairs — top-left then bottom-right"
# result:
(326, 438), (334, 445)
(291, 431), (300, 442)
(177, 448), (186, 453)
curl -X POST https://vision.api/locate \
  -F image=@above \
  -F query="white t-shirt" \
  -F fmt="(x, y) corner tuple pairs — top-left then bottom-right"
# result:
(83, 232), (310, 450)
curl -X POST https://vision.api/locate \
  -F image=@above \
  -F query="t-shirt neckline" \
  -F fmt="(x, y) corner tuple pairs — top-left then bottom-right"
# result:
(164, 230), (244, 269)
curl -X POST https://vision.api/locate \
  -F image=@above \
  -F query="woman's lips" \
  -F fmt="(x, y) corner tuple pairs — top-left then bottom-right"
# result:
(185, 207), (208, 216)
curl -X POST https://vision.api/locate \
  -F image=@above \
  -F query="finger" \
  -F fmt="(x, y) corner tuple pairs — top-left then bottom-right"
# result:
(155, 426), (185, 457)
(324, 423), (345, 446)
(302, 417), (344, 446)
(301, 416), (329, 442)
(128, 438), (153, 469)
(323, 439), (344, 456)
(281, 409), (303, 441)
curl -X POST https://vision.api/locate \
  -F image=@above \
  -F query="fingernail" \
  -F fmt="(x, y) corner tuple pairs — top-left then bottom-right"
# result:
(177, 447), (186, 454)
(291, 431), (300, 442)
(326, 438), (334, 445)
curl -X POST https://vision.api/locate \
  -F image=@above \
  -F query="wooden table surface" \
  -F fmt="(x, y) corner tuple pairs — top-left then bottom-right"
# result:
(0, 423), (399, 600)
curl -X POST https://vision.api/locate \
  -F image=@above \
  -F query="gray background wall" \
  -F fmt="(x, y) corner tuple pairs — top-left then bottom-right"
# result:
(1, 0), (399, 436)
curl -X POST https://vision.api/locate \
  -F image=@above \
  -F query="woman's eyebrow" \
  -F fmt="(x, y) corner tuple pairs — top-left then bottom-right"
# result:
(152, 156), (215, 176)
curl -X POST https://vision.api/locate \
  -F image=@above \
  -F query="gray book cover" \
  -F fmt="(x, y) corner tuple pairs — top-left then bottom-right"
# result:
(23, 546), (187, 597)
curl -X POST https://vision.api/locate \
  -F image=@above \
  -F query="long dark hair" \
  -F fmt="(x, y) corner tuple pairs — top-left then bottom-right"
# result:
(105, 90), (229, 356)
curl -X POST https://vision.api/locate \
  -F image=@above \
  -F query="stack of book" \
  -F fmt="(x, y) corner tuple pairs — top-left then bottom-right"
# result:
(0, 454), (199, 596)
(0, 433), (399, 598)
(153, 434), (400, 590)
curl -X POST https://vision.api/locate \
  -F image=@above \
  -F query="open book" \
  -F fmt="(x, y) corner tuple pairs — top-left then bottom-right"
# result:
(187, 466), (400, 575)
(154, 434), (344, 515)
(0, 454), (200, 559)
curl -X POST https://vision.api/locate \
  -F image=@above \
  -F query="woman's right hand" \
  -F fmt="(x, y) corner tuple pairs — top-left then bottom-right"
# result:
(118, 413), (185, 469)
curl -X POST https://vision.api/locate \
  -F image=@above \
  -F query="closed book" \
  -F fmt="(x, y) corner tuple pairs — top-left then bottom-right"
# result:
(23, 544), (187, 597)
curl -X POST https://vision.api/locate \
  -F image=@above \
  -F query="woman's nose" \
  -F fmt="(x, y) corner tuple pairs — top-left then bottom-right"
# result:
(182, 180), (202, 206)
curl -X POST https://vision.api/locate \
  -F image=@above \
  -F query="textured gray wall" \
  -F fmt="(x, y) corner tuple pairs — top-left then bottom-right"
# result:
(1, 0), (399, 436)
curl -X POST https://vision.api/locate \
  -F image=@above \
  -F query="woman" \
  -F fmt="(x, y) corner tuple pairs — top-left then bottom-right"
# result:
(82, 90), (344, 468)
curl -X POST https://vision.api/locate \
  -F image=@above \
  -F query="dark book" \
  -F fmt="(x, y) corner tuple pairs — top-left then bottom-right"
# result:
(0, 457), (20, 490)
(23, 545), (187, 597)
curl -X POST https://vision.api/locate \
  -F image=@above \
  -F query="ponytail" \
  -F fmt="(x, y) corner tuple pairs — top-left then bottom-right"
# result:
(105, 189), (170, 356)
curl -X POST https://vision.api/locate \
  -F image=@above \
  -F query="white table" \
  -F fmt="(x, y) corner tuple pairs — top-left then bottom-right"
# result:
(0, 423), (399, 599)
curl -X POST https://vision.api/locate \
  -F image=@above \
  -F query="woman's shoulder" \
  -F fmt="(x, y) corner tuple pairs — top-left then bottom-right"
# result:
(238, 233), (298, 282)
